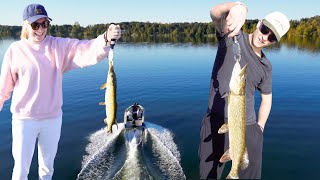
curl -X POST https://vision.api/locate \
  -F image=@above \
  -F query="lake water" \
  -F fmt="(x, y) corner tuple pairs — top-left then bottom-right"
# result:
(0, 38), (319, 179)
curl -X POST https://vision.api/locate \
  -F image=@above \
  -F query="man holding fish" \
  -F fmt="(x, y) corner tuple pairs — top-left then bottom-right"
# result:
(199, 1), (290, 179)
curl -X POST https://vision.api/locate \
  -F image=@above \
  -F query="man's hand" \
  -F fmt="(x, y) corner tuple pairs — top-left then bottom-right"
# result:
(106, 24), (121, 42)
(226, 4), (247, 38)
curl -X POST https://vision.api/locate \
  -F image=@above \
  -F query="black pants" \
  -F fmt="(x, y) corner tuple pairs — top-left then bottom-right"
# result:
(199, 115), (264, 179)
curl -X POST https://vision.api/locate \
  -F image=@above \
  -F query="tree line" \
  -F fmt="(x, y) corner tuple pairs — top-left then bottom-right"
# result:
(0, 16), (319, 40)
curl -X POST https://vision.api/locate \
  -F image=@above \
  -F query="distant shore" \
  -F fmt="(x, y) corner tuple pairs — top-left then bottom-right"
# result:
(0, 16), (319, 39)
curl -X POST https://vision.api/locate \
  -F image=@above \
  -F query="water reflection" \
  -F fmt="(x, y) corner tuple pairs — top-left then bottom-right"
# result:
(120, 36), (320, 54)
(120, 35), (218, 46)
(282, 36), (320, 53)
(1, 36), (319, 54)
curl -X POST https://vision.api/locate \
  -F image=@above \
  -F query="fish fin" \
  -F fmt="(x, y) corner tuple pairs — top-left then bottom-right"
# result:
(240, 147), (249, 170)
(99, 102), (106, 105)
(100, 83), (107, 90)
(218, 123), (229, 134)
(219, 149), (231, 163)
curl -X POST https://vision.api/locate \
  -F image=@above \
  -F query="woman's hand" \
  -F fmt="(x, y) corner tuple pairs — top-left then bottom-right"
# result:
(106, 24), (121, 42)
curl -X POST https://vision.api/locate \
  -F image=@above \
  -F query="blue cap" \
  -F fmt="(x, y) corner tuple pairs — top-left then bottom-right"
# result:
(23, 4), (52, 23)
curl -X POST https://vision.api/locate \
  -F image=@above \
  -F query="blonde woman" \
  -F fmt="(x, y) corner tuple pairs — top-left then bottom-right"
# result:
(0, 4), (121, 180)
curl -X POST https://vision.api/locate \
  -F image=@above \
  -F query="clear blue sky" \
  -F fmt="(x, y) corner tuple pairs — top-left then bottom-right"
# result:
(0, 0), (319, 26)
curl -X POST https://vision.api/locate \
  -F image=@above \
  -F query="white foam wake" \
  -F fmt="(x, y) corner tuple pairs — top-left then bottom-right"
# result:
(145, 122), (186, 180)
(112, 134), (145, 180)
(77, 122), (186, 179)
(77, 124), (124, 179)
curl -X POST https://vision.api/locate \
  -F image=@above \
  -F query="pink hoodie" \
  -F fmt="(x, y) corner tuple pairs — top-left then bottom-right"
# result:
(0, 34), (110, 120)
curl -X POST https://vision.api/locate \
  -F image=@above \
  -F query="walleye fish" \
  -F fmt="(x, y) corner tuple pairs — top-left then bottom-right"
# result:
(218, 61), (249, 179)
(99, 59), (118, 133)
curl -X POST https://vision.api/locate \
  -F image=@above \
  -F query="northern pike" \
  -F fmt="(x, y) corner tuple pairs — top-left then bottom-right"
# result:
(218, 61), (249, 179)
(99, 59), (118, 133)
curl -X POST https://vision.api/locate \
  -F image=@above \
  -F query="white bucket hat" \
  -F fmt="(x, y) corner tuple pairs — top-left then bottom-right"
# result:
(262, 11), (290, 41)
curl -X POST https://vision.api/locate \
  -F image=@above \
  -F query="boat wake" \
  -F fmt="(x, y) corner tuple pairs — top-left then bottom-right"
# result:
(77, 122), (185, 180)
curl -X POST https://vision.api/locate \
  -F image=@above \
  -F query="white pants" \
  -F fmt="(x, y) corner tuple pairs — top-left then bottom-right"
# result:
(11, 116), (62, 180)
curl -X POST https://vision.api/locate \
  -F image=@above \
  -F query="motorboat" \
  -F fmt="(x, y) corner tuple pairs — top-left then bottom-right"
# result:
(124, 103), (145, 130)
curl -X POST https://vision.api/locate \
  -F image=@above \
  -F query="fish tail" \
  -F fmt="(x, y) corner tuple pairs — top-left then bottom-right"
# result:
(107, 123), (113, 133)
(226, 174), (239, 179)
(226, 169), (239, 179)
(240, 148), (249, 170)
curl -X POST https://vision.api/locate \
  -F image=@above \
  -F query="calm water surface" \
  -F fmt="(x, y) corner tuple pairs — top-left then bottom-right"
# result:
(0, 39), (319, 179)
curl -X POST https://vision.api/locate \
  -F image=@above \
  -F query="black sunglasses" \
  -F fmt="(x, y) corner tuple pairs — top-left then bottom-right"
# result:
(31, 20), (50, 30)
(259, 23), (277, 43)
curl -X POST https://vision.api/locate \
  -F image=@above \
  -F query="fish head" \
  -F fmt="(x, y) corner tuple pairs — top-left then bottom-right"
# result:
(229, 64), (247, 95)
(107, 61), (117, 86)
(108, 60), (114, 70)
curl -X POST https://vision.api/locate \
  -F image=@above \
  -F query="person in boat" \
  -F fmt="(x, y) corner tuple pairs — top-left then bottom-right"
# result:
(126, 103), (144, 127)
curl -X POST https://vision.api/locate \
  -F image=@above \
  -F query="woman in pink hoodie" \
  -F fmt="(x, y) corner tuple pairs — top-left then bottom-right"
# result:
(0, 4), (121, 180)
